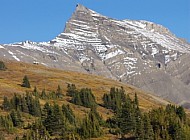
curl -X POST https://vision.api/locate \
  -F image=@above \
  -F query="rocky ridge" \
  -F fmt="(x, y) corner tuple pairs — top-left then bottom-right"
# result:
(1, 4), (190, 108)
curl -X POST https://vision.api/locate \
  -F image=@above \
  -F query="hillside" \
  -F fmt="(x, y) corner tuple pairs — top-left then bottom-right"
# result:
(0, 60), (169, 111)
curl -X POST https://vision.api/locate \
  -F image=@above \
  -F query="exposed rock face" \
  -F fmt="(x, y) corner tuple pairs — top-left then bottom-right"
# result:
(1, 4), (190, 108)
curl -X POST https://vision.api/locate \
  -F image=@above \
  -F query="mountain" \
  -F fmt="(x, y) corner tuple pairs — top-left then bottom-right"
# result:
(0, 4), (190, 108)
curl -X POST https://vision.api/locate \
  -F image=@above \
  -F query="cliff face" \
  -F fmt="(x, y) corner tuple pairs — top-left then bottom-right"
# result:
(1, 4), (190, 108)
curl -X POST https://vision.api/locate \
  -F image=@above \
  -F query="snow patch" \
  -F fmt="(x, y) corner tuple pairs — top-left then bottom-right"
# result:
(0, 45), (4, 49)
(105, 49), (124, 60)
(8, 51), (20, 61)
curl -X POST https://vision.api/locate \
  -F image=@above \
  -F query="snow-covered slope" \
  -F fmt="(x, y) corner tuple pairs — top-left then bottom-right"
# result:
(1, 4), (190, 108)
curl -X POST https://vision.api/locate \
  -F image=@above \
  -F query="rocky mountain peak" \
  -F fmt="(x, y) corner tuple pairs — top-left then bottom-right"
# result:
(75, 4), (89, 12)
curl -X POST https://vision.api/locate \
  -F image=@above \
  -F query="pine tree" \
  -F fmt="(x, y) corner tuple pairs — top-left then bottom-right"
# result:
(33, 86), (39, 97)
(10, 109), (23, 127)
(21, 96), (29, 113)
(43, 103), (67, 135)
(62, 104), (75, 124)
(71, 92), (82, 105)
(2, 96), (11, 111)
(103, 87), (126, 113)
(43, 105), (54, 135)
(41, 89), (47, 99)
(0, 61), (6, 70)
(21, 75), (31, 88)
(56, 85), (63, 98)
(9, 94), (22, 111)
(71, 88), (97, 108)
(32, 97), (41, 117)
(116, 94), (136, 137)
(67, 84), (77, 97)
(31, 119), (50, 140)
(176, 106), (186, 122)
(0, 114), (14, 132)
(79, 109), (102, 139)
(143, 113), (154, 140)
(41, 103), (51, 124)
(135, 106), (144, 140)
(52, 103), (66, 135)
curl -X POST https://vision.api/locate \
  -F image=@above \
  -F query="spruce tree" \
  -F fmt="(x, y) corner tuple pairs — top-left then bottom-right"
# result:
(0, 61), (6, 70)
(135, 106), (144, 140)
(62, 104), (75, 124)
(33, 86), (39, 97)
(2, 96), (11, 111)
(10, 109), (23, 127)
(79, 109), (102, 139)
(71, 88), (97, 108)
(41, 89), (47, 99)
(56, 85), (63, 98)
(21, 75), (31, 88)
(21, 96), (29, 113)
(31, 119), (50, 140)
(41, 102), (51, 124)
(115, 94), (137, 137)
(176, 106), (186, 122)
(143, 113), (154, 140)
(32, 97), (41, 117)
(43, 105), (54, 135)
(103, 87), (126, 113)
(52, 103), (66, 135)
(67, 84), (77, 97)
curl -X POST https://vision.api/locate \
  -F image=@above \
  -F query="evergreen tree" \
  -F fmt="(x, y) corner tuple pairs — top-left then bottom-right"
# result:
(71, 88), (97, 108)
(9, 94), (22, 111)
(20, 96), (29, 113)
(62, 104), (75, 124)
(52, 103), (66, 135)
(176, 106), (186, 122)
(30, 119), (50, 140)
(0, 61), (6, 70)
(79, 109), (102, 139)
(135, 106), (144, 140)
(2, 96), (11, 111)
(0, 114), (14, 132)
(21, 75), (31, 88)
(41, 89), (47, 99)
(56, 85), (63, 98)
(103, 87), (126, 113)
(43, 103), (67, 135)
(71, 92), (82, 105)
(33, 86), (39, 97)
(143, 113), (154, 140)
(10, 109), (23, 127)
(32, 97), (41, 117)
(67, 84), (77, 97)
(41, 103), (51, 123)
(43, 104), (54, 135)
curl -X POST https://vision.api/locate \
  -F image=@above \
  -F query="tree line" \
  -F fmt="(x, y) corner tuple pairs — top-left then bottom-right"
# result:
(104, 87), (190, 140)
(1, 83), (190, 139)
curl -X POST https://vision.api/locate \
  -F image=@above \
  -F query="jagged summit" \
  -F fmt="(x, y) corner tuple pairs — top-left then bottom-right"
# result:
(75, 4), (89, 11)
(1, 5), (190, 108)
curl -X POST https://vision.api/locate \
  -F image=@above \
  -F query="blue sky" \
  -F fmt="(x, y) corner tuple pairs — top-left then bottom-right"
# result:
(0, 0), (189, 44)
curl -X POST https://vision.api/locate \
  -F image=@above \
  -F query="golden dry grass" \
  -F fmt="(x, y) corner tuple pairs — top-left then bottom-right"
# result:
(0, 60), (170, 118)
